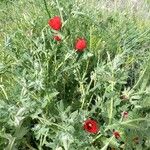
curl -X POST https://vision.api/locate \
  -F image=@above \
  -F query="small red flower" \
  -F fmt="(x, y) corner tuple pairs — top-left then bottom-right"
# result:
(83, 119), (99, 134)
(48, 16), (62, 30)
(53, 35), (61, 41)
(122, 111), (128, 119)
(75, 38), (87, 52)
(113, 131), (120, 139)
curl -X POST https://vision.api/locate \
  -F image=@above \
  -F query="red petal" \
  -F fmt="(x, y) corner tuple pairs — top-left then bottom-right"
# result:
(75, 38), (87, 52)
(113, 131), (120, 139)
(54, 36), (61, 41)
(48, 16), (62, 30)
(83, 119), (99, 134)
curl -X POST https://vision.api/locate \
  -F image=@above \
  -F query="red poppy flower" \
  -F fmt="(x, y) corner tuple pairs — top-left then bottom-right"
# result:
(48, 16), (62, 30)
(113, 131), (120, 139)
(53, 35), (61, 41)
(122, 111), (128, 118)
(83, 119), (99, 134)
(75, 38), (87, 52)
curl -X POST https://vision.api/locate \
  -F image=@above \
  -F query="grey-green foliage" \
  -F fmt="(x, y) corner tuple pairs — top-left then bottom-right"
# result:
(0, 0), (150, 149)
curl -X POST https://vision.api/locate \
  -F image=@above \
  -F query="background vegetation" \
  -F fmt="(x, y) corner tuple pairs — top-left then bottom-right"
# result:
(0, 0), (150, 149)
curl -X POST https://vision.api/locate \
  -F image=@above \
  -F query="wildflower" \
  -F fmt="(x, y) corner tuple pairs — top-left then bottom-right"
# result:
(113, 131), (120, 139)
(75, 38), (87, 52)
(83, 119), (99, 134)
(122, 111), (128, 119)
(48, 16), (62, 30)
(53, 35), (61, 41)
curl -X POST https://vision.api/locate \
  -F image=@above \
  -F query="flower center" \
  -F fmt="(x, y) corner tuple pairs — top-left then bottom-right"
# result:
(87, 123), (93, 129)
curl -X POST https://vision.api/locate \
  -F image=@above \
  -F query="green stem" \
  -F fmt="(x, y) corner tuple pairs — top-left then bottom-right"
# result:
(56, 0), (64, 23)
(109, 97), (114, 125)
(100, 136), (114, 150)
(25, 142), (37, 150)
(108, 56), (115, 125)
(7, 137), (16, 150)
(0, 85), (8, 100)
(105, 118), (148, 131)
(92, 134), (102, 143)
(37, 116), (66, 130)
(80, 82), (86, 109)
(43, 0), (51, 18)
(130, 67), (147, 92)
(108, 81), (115, 125)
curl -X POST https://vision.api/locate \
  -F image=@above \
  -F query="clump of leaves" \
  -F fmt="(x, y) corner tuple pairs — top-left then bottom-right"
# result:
(0, 0), (150, 149)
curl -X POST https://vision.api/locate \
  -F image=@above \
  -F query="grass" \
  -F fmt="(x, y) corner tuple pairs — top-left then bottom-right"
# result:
(0, 0), (150, 149)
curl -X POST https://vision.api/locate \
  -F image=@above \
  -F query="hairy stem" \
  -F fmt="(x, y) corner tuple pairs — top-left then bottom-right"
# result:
(43, 0), (51, 18)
